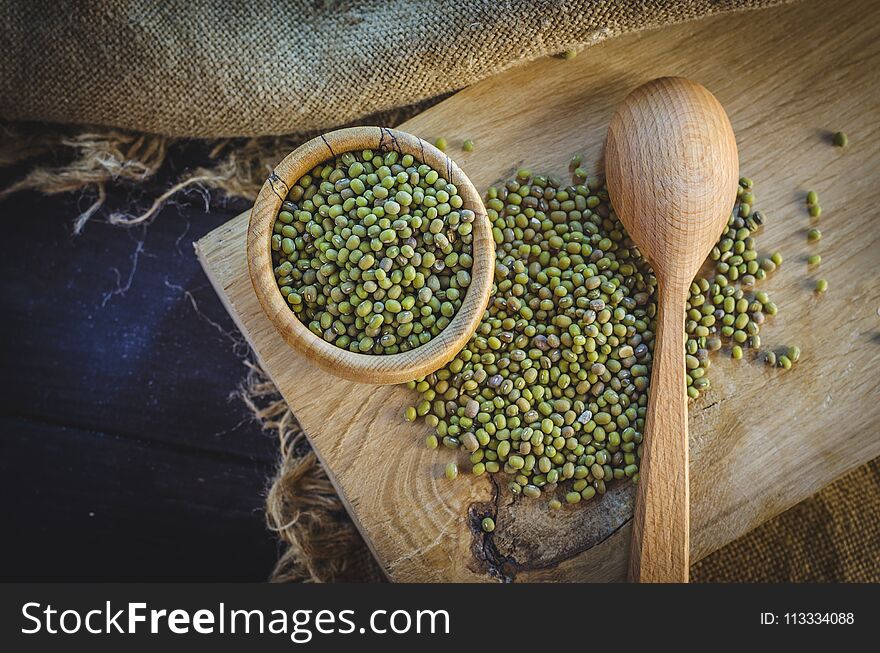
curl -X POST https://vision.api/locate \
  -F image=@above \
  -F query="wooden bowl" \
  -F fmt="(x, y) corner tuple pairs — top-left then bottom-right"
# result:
(247, 126), (494, 385)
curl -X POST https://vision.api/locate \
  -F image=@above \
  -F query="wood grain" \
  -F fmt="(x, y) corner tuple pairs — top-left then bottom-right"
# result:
(247, 126), (494, 385)
(605, 77), (739, 582)
(196, 0), (880, 582)
(630, 286), (690, 582)
(605, 77), (739, 287)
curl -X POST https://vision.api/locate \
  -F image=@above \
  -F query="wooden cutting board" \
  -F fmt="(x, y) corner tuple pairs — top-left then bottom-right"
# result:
(196, 0), (880, 582)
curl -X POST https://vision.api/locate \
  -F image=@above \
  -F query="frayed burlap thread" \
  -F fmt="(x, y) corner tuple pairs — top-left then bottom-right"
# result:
(240, 361), (384, 583)
(0, 127), (169, 233)
(0, 101), (436, 233)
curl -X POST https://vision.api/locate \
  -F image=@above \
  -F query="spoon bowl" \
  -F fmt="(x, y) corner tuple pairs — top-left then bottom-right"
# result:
(605, 77), (738, 582)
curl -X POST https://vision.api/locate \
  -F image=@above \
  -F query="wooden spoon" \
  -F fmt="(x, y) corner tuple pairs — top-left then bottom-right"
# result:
(605, 77), (739, 582)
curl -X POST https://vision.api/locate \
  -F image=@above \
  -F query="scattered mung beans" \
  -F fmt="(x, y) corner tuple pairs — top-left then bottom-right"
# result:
(435, 137), (448, 152)
(407, 162), (788, 504)
(833, 131), (848, 147)
(809, 204), (822, 218)
(463, 139), (475, 152)
(806, 191), (819, 206)
(481, 516), (495, 532)
(407, 165), (655, 504)
(808, 254), (822, 266)
(685, 176), (786, 395)
(808, 228), (822, 242)
(815, 278), (828, 293)
(270, 148), (475, 355)
(445, 461), (458, 480)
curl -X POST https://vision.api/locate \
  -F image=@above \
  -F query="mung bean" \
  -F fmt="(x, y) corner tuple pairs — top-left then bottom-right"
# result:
(445, 462), (458, 480)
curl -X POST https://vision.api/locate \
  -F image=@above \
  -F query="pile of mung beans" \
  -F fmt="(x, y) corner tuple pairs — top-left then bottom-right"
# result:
(270, 149), (475, 355)
(405, 161), (789, 507)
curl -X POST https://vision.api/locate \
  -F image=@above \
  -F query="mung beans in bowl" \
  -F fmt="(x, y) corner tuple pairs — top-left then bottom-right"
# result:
(247, 126), (495, 385)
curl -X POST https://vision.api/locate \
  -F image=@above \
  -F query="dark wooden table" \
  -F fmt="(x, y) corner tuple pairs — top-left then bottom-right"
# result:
(0, 148), (279, 580)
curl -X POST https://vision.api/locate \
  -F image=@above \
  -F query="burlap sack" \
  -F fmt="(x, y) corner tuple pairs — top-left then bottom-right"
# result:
(1, 0), (782, 138)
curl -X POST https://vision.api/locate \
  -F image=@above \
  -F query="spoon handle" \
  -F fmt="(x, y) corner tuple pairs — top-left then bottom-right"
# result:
(628, 281), (689, 583)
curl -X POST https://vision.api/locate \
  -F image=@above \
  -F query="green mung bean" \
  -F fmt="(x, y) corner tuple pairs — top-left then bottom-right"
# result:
(806, 190), (819, 206)
(808, 228), (822, 242)
(481, 516), (495, 532)
(809, 204), (822, 218)
(435, 137), (448, 152)
(445, 461), (458, 480)
(815, 278), (828, 293)
(808, 254), (821, 266)
(832, 131), (848, 147)
(462, 139), (475, 152)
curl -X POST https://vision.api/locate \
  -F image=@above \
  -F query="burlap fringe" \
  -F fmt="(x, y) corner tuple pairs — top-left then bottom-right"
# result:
(0, 125), (169, 233)
(0, 101), (439, 234)
(0, 124), (288, 233)
(239, 360), (385, 583)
